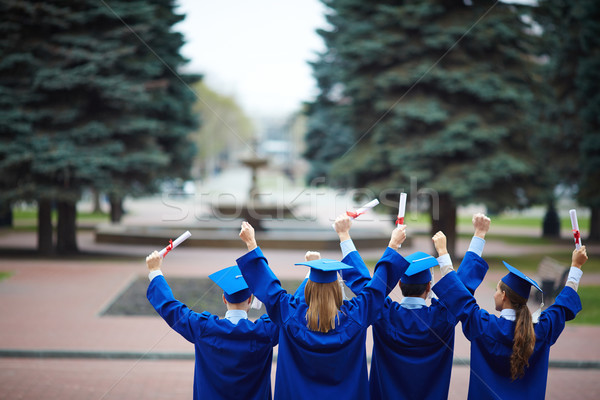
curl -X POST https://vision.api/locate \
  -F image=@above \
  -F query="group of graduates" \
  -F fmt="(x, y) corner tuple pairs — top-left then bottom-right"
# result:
(145, 212), (588, 400)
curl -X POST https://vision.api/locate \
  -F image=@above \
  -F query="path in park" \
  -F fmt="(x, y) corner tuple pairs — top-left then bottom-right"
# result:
(1, 169), (599, 399)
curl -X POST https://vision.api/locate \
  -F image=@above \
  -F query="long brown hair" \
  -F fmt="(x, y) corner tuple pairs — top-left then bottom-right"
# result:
(304, 279), (343, 333)
(499, 281), (535, 380)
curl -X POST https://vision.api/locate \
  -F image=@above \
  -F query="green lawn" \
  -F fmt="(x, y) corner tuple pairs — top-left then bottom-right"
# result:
(570, 285), (600, 325)
(0, 271), (12, 282)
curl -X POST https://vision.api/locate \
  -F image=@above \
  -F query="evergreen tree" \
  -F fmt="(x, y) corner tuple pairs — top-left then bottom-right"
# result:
(0, 0), (198, 254)
(307, 0), (541, 255)
(534, 0), (600, 241)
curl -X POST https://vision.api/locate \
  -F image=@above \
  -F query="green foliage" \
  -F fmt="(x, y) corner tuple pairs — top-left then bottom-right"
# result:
(570, 286), (600, 325)
(0, 0), (199, 202)
(533, 0), (600, 214)
(0, 271), (12, 282)
(306, 0), (541, 213)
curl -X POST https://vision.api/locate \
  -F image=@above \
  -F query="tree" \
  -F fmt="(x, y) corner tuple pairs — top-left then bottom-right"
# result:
(534, 0), (600, 241)
(0, 0), (198, 253)
(306, 0), (542, 255)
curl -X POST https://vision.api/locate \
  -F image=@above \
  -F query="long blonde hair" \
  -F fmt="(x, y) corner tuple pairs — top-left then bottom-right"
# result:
(304, 280), (343, 333)
(499, 281), (536, 380)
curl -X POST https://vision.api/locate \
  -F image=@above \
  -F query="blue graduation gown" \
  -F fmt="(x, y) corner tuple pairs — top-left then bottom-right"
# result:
(147, 275), (279, 400)
(433, 271), (582, 400)
(341, 250), (489, 400)
(236, 247), (407, 400)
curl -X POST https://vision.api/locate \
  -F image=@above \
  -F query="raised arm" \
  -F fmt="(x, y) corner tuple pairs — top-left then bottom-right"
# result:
(146, 251), (203, 343)
(456, 213), (491, 294)
(539, 246), (587, 344)
(237, 222), (292, 325)
(333, 213), (372, 294)
(347, 226), (409, 325)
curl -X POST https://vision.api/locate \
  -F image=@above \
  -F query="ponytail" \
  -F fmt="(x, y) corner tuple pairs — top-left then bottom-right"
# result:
(304, 280), (343, 333)
(500, 281), (535, 380)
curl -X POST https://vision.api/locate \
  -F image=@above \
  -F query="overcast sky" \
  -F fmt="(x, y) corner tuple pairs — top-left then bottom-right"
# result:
(175, 0), (328, 119)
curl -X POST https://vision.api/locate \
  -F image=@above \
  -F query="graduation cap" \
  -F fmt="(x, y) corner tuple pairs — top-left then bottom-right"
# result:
(500, 261), (542, 300)
(294, 259), (353, 283)
(208, 266), (252, 303)
(401, 252), (439, 284)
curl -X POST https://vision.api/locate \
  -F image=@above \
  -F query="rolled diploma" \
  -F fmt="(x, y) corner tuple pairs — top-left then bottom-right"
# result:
(569, 209), (582, 249)
(159, 230), (192, 257)
(397, 193), (407, 225)
(354, 199), (380, 216)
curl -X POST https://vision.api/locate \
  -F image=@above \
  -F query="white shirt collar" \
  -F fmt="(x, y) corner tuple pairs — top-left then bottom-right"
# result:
(500, 309), (516, 321)
(225, 309), (248, 325)
(400, 297), (427, 309)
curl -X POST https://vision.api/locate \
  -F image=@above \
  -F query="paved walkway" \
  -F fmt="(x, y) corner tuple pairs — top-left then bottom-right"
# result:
(1, 170), (599, 399)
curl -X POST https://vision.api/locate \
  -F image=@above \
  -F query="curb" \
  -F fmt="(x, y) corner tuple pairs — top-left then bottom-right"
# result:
(2, 350), (600, 369)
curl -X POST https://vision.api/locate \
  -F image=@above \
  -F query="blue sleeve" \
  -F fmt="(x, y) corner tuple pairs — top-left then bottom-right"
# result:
(455, 251), (489, 294)
(259, 314), (280, 346)
(236, 247), (294, 325)
(348, 247), (407, 326)
(293, 278), (308, 300)
(147, 275), (204, 343)
(537, 286), (582, 345)
(340, 251), (372, 295)
(433, 271), (489, 341)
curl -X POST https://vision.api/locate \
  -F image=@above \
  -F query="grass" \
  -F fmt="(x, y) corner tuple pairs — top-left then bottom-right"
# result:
(570, 286), (600, 325)
(0, 271), (12, 282)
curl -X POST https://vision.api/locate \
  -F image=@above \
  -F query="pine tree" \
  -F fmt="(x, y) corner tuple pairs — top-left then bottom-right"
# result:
(0, 0), (198, 253)
(307, 0), (542, 255)
(534, 0), (600, 241)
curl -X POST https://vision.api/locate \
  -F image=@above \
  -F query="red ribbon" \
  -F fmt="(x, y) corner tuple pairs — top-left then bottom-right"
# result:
(346, 210), (365, 219)
(396, 217), (405, 225)
(573, 229), (581, 244)
(163, 239), (174, 257)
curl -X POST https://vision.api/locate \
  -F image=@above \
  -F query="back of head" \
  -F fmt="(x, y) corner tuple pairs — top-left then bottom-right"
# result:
(304, 279), (343, 333)
(400, 282), (429, 297)
(499, 281), (535, 380)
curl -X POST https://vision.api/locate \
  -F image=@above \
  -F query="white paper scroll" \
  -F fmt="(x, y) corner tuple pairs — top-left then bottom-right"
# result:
(397, 193), (407, 225)
(569, 209), (582, 250)
(159, 230), (192, 257)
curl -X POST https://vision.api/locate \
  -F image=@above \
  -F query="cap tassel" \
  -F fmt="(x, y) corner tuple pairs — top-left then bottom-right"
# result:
(532, 293), (544, 324)
(339, 273), (349, 301)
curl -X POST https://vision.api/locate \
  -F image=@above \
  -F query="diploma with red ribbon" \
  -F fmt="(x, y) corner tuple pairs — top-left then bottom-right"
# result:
(346, 199), (379, 219)
(396, 192), (407, 226)
(159, 230), (192, 258)
(569, 209), (582, 250)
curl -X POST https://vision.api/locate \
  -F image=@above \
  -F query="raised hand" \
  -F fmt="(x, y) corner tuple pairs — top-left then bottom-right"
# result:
(432, 231), (448, 256)
(239, 221), (257, 251)
(305, 251), (321, 261)
(472, 213), (491, 239)
(146, 250), (162, 271)
(334, 213), (352, 242)
(572, 246), (588, 269)
(389, 225), (406, 249)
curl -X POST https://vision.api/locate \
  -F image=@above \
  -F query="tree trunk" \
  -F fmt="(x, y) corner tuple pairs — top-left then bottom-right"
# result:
(91, 188), (103, 214)
(56, 200), (78, 254)
(430, 193), (457, 258)
(0, 201), (12, 227)
(589, 205), (600, 242)
(542, 202), (560, 238)
(109, 194), (123, 223)
(37, 199), (53, 255)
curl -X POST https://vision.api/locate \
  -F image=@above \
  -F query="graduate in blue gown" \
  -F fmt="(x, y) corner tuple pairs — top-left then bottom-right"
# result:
(236, 221), (409, 400)
(145, 251), (279, 400)
(333, 213), (491, 400)
(432, 232), (588, 400)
